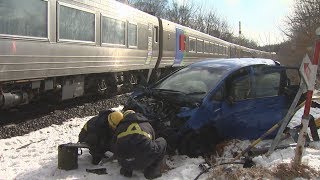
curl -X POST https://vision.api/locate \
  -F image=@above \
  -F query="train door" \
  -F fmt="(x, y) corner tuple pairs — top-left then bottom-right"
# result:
(173, 28), (186, 66)
(145, 23), (153, 65)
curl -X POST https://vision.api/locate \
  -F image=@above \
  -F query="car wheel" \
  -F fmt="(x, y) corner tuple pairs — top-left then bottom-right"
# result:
(178, 132), (203, 158)
(178, 127), (219, 158)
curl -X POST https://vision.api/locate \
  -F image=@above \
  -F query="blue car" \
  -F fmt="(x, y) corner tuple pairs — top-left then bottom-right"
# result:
(126, 58), (299, 157)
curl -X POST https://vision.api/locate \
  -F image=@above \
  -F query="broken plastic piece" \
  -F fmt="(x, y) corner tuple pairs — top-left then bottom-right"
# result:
(86, 168), (108, 175)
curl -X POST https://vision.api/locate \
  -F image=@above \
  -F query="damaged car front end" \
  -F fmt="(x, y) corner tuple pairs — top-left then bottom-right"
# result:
(125, 58), (300, 157)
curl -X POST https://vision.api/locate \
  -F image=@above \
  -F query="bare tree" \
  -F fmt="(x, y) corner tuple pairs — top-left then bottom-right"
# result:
(128, 0), (168, 17)
(190, 9), (206, 32)
(203, 11), (219, 35)
(278, 0), (320, 65)
(127, 0), (259, 49)
(190, 9), (233, 40)
(284, 0), (320, 47)
(165, 1), (197, 27)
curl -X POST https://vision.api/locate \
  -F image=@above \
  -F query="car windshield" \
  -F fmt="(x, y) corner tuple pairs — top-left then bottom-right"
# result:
(155, 64), (230, 98)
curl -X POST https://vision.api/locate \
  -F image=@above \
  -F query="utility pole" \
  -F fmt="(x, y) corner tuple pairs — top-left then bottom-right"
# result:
(239, 21), (242, 37)
(238, 21), (242, 57)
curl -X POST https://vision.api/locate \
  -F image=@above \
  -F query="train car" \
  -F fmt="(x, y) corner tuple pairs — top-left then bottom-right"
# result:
(0, 0), (275, 109)
(0, 0), (161, 108)
(158, 19), (230, 67)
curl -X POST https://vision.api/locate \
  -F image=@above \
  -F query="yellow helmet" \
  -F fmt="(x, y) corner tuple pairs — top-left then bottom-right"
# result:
(108, 111), (123, 129)
(123, 110), (135, 118)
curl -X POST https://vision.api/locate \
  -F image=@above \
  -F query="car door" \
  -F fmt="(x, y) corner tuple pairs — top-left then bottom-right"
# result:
(218, 65), (287, 140)
(218, 66), (257, 139)
(248, 65), (288, 138)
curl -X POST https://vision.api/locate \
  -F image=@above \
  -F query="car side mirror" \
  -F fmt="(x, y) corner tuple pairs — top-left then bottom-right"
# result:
(226, 96), (234, 105)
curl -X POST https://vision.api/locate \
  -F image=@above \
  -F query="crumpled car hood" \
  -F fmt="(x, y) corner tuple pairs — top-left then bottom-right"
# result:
(126, 90), (200, 131)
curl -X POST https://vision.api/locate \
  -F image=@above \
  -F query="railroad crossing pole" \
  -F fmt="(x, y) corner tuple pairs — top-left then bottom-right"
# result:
(293, 29), (320, 166)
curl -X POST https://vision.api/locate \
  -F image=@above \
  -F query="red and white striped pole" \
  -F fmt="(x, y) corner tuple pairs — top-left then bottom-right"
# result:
(293, 32), (320, 166)
(302, 41), (320, 116)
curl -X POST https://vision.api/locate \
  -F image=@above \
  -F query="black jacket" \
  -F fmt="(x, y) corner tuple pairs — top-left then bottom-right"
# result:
(79, 110), (114, 152)
(114, 113), (160, 157)
(114, 113), (167, 171)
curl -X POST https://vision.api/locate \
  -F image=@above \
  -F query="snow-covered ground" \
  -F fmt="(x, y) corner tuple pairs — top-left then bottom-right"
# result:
(1, 106), (320, 179)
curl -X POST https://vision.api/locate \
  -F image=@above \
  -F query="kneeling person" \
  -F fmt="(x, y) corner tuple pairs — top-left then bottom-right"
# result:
(78, 110), (123, 165)
(114, 110), (167, 179)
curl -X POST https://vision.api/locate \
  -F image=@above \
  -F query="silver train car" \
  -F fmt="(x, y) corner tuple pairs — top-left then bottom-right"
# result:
(0, 0), (275, 109)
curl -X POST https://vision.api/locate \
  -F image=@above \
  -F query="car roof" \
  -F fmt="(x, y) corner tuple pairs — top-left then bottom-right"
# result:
(190, 58), (277, 71)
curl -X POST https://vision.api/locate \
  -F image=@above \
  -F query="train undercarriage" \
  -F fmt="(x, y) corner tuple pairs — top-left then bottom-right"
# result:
(0, 69), (151, 109)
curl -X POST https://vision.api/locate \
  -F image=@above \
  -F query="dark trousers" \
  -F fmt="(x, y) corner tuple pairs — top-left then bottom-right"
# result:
(78, 129), (107, 160)
(118, 137), (167, 175)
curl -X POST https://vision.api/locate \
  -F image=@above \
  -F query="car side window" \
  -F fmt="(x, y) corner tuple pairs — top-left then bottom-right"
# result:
(211, 83), (225, 101)
(252, 66), (281, 98)
(228, 68), (252, 101)
(231, 75), (252, 101)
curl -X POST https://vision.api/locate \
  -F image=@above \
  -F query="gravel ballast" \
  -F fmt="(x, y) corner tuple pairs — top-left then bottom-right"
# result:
(0, 94), (129, 139)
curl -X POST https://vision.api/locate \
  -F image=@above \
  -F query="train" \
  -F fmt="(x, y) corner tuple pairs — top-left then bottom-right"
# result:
(0, 0), (275, 109)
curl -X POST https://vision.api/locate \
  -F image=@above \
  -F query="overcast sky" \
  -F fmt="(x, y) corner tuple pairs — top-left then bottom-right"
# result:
(180, 0), (294, 46)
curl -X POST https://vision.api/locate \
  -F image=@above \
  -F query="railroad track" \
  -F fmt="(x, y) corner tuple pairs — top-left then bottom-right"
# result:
(0, 95), (109, 126)
(0, 94), (130, 139)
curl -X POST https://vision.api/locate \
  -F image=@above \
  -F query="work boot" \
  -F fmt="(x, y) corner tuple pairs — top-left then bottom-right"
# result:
(120, 167), (133, 177)
(160, 156), (171, 173)
(144, 170), (162, 179)
(144, 165), (162, 180)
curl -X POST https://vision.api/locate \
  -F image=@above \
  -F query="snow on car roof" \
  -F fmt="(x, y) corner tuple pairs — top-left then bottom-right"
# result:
(190, 58), (276, 71)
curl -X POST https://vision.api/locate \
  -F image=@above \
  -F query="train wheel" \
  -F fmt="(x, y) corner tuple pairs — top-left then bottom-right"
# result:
(97, 79), (108, 94)
(129, 74), (138, 85)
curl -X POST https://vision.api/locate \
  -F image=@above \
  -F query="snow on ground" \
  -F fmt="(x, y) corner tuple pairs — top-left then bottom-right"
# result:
(1, 106), (320, 179)
(253, 106), (320, 172)
(0, 116), (207, 180)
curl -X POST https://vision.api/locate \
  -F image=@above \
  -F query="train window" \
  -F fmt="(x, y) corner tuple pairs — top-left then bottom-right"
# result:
(128, 23), (137, 47)
(205, 41), (210, 53)
(58, 4), (95, 42)
(210, 43), (214, 54)
(219, 45), (222, 54)
(154, 26), (159, 43)
(102, 16), (126, 45)
(214, 44), (218, 54)
(209, 43), (213, 54)
(197, 39), (204, 53)
(0, 0), (47, 38)
(189, 37), (196, 52)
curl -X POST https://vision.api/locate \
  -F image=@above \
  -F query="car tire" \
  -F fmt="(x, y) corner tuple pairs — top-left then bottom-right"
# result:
(178, 127), (219, 158)
(178, 132), (203, 158)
